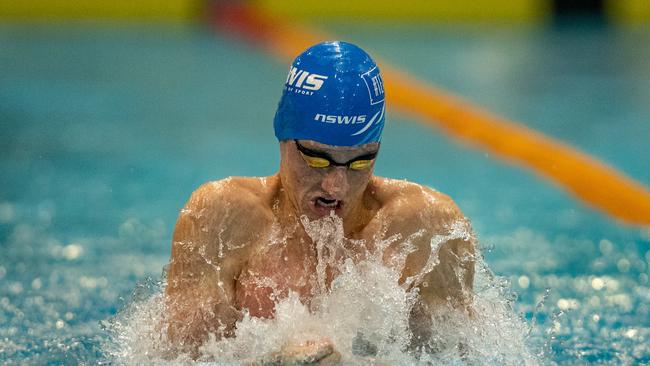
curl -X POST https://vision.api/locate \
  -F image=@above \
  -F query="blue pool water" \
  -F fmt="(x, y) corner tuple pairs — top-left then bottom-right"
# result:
(1, 22), (649, 364)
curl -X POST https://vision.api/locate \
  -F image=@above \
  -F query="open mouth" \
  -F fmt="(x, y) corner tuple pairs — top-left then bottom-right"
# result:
(314, 197), (342, 210)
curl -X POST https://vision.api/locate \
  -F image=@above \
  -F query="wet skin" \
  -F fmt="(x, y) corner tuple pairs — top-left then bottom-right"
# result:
(164, 140), (475, 361)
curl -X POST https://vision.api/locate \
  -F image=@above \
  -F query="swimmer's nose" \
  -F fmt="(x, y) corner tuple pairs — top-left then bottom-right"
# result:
(321, 166), (349, 199)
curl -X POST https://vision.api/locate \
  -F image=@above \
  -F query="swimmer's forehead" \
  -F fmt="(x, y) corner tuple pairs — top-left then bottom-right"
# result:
(297, 139), (380, 154)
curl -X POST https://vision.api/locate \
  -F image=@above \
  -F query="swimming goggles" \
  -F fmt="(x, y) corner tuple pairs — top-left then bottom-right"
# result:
(294, 140), (378, 170)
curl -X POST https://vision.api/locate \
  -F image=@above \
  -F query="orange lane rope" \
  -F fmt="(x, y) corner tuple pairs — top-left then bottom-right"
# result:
(212, 4), (650, 227)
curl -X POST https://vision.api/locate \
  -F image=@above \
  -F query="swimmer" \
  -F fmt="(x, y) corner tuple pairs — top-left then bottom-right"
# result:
(164, 41), (475, 362)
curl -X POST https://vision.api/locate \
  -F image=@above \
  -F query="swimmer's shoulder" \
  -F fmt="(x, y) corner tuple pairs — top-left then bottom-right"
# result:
(182, 176), (278, 221)
(371, 177), (465, 228)
(172, 177), (276, 256)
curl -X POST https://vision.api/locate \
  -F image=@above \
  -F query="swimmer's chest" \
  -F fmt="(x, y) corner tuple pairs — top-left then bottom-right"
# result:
(234, 235), (320, 317)
(231, 217), (383, 318)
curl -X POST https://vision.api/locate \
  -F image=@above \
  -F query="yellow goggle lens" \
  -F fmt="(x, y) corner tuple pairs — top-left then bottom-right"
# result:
(349, 160), (373, 170)
(302, 155), (331, 168)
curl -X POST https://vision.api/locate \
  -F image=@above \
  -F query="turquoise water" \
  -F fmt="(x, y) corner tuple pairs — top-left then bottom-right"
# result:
(1, 22), (649, 364)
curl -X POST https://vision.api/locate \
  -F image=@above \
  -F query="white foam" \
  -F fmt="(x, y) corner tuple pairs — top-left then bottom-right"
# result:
(106, 214), (540, 365)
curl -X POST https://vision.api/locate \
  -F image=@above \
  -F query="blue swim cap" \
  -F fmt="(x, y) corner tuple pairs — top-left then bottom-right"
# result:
(274, 41), (386, 146)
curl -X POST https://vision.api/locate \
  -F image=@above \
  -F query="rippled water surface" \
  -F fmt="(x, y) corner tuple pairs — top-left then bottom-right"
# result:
(1, 23), (649, 364)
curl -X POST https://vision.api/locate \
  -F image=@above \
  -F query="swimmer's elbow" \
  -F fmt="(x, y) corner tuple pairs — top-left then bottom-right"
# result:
(163, 289), (240, 359)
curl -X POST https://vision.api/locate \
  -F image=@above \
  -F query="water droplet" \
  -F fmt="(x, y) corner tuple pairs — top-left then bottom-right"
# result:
(31, 278), (42, 290)
(591, 277), (605, 290)
(557, 298), (579, 310)
(598, 239), (614, 255)
(517, 276), (530, 289)
(8, 282), (23, 294)
(624, 329), (638, 338)
(80, 276), (97, 289)
(616, 258), (630, 273)
(63, 244), (83, 260)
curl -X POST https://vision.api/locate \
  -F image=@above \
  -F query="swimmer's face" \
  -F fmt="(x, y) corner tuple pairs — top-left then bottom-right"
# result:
(279, 140), (379, 220)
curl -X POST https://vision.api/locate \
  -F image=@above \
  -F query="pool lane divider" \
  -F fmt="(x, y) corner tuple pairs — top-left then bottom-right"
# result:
(211, 3), (650, 227)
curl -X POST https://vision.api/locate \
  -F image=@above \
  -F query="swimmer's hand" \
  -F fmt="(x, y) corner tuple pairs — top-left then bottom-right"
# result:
(253, 338), (341, 365)
(280, 338), (340, 364)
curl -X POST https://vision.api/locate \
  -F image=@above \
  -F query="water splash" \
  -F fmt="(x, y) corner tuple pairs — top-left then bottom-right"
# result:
(105, 214), (542, 365)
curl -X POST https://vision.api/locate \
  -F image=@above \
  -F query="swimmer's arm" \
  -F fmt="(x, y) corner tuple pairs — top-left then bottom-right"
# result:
(412, 205), (476, 358)
(417, 231), (475, 311)
(387, 190), (475, 312)
(164, 183), (246, 357)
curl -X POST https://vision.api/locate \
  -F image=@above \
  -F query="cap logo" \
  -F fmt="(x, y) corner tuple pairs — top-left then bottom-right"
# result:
(351, 105), (384, 136)
(285, 66), (328, 92)
(314, 113), (367, 125)
(361, 66), (385, 105)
